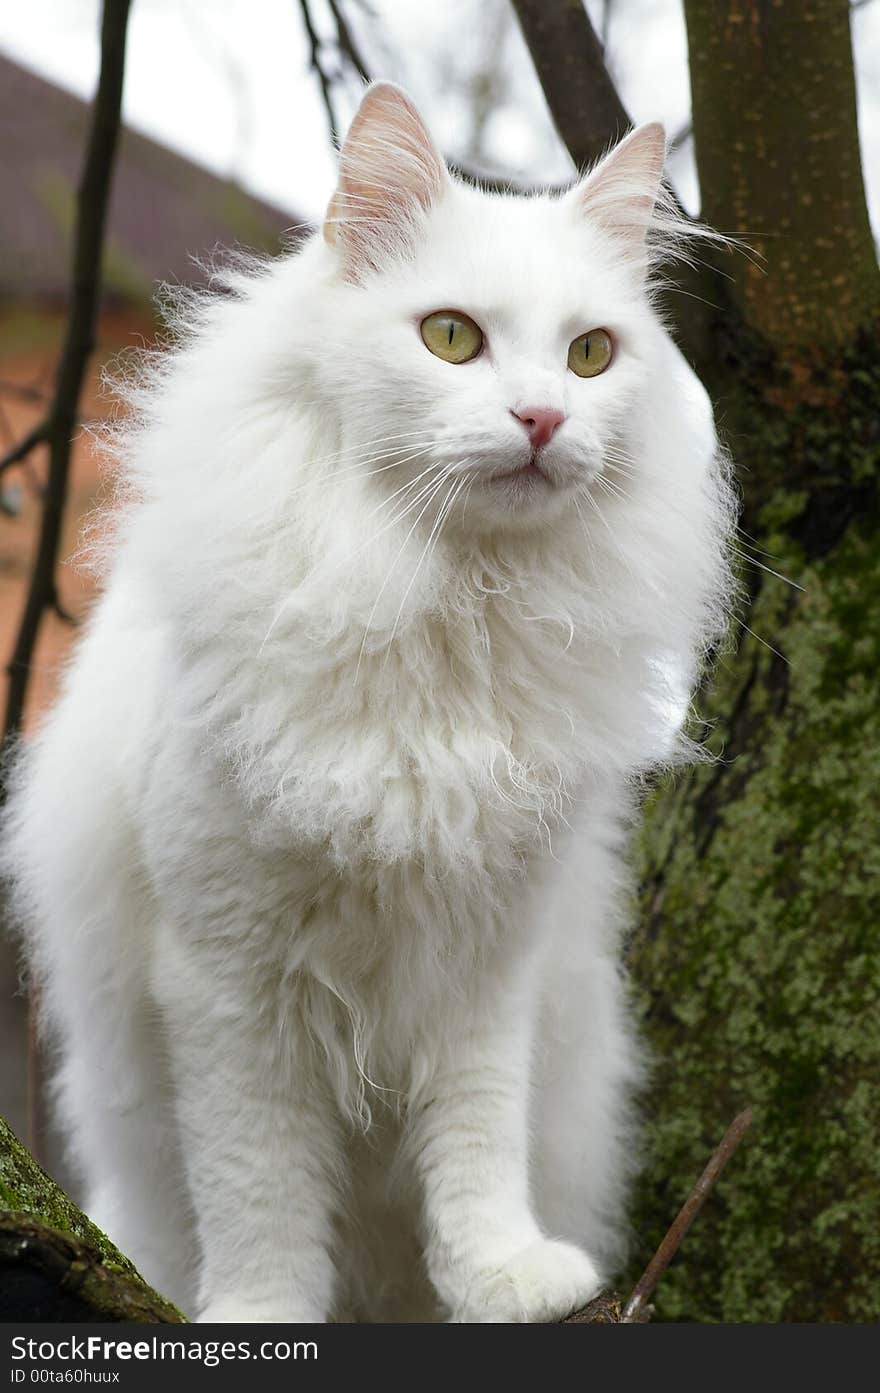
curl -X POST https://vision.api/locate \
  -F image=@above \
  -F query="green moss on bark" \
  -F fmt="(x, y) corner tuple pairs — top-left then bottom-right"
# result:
(0, 1115), (186, 1320)
(627, 339), (880, 1321)
(0, 1115), (133, 1273)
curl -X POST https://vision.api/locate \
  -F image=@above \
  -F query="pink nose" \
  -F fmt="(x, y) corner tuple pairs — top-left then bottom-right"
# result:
(511, 406), (566, 450)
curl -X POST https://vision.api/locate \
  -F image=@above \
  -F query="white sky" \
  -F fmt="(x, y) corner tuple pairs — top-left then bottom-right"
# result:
(1, 0), (878, 234)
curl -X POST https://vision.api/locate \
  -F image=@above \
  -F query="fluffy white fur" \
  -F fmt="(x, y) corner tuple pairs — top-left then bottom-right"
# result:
(3, 84), (735, 1322)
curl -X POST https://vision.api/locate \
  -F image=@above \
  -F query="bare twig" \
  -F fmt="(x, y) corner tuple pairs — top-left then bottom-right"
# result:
(327, 0), (371, 82)
(621, 1108), (754, 1323)
(0, 425), (47, 478)
(298, 0), (340, 146)
(1, 0), (131, 778)
(0, 379), (52, 405)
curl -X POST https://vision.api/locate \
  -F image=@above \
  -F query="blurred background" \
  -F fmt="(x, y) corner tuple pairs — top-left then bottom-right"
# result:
(1, 0), (879, 1321)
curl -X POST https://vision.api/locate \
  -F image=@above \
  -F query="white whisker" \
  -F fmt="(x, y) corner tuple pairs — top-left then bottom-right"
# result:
(737, 620), (788, 663)
(382, 472), (470, 667)
(730, 545), (804, 592)
(578, 486), (640, 587)
(353, 465), (457, 686)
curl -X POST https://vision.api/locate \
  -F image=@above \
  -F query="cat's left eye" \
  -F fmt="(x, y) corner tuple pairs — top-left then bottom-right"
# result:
(420, 311), (483, 364)
(568, 328), (613, 378)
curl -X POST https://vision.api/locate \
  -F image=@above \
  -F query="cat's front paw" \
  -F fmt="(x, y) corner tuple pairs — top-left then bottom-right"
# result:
(451, 1239), (602, 1323)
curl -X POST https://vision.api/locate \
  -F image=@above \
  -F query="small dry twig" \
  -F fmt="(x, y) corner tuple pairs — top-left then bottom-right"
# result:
(621, 1107), (754, 1323)
(0, 425), (47, 478)
(327, 0), (370, 83)
(298, 0), (340, 146)
(561, 1107), (754, 1324)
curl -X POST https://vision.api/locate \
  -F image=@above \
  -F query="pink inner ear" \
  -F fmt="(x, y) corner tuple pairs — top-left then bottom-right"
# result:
(575, 123), (666, 244)
(324, 83), (449, 264)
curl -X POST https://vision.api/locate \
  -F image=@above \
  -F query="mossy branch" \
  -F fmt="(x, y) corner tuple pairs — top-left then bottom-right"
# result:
(0, 1115), (185, 1323)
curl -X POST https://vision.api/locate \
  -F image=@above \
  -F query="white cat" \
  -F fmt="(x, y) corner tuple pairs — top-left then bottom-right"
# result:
(3, 83), (734, 1322)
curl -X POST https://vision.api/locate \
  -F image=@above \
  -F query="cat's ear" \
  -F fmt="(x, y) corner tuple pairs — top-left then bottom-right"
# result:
(569, 123), (666, 252)
(324, 82), (450, 278)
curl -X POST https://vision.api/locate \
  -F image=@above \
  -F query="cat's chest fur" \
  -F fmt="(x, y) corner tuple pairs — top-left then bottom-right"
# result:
(260, 575), (597, 877)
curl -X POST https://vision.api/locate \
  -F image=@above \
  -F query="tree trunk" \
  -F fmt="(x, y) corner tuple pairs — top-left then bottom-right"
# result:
(685, 0), (878, 353)
(628, 0), (880, 1321)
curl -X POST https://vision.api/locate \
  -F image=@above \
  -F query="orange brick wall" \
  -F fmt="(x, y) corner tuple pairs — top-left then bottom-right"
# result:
(0, 304), (156, 734)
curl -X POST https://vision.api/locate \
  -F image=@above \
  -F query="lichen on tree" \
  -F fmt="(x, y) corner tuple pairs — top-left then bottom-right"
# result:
(0, 1115), (186, 1321)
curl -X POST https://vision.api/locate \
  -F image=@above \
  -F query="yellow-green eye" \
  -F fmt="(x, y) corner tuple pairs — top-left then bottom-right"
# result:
(420, 311), (483, 364)
(567, 328), (613, 378)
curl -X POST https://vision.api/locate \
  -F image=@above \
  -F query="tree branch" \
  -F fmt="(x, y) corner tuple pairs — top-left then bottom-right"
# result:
(298, 0), (340, 146)
(0, 1116), (185, 1322)
(562, 1108), (753, 1324)
(1, 0), (131, 782)
(509, 0), (630, 168)
(621, 1108), (754, 1322)
(327, 0), (371, 83)
(0, 424), (47, 477)
(0, 1217), (186, 1323)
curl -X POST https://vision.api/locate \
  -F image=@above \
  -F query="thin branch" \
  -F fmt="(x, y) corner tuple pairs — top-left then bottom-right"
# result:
(0, 424), (47, 477)
(0, 379), (52, 405)
(298, 0), (340, 146)
(621, 1108), (754, 1323)
(327, 0), (371, 82)
(0, 0), (131, 779)
(509, 0), (630, 168)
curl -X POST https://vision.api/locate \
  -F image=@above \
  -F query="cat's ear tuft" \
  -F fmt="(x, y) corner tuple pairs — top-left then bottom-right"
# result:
(324, 82), (450, 278)
(570, 122), (667, 254)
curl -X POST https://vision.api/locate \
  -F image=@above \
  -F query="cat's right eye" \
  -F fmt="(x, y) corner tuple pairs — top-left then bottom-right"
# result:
(567, 328), (613, 378)
(420, 311), (484, 364)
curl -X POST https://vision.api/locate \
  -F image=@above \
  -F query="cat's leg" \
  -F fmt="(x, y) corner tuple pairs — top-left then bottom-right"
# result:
(406, 973), (602, 1323)
(152, 926), (344, 1324)
(17, 779), (196, 1309)
(530, 949), (642, 1280)
(57, 1003), (196, 1313)
(530, 804), (643, 1279)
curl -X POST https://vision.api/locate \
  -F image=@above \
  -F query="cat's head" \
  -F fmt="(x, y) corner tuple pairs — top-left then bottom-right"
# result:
(311, 82), (679, 535)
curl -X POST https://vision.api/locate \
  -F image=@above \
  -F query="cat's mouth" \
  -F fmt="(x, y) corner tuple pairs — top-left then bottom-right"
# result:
(489, 456), (552, 486)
